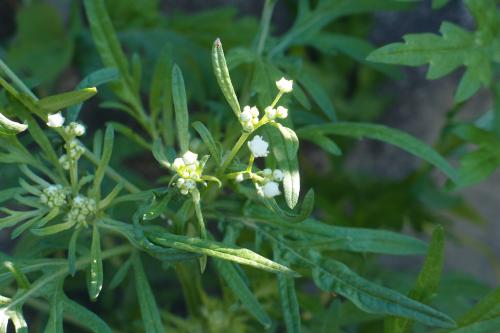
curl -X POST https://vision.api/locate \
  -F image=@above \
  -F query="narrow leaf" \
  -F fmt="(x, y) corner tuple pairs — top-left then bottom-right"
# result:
(63, 296), (112, 333)
(88, 225), (103, 301)
(37, 88), (97, 113)
(192, 121), (222, 165)
(212, 38), (241, 116)
(92, 125), (114, 199)
(171, 64), (190, 153)
(0, 112), (27, 136)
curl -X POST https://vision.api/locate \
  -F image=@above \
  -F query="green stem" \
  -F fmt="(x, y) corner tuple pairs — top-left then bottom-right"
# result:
(83, 149), (141, 193)
(0, 58), (38, 100)
(218, 132), (251, 176)
(256, 0), (276, 56)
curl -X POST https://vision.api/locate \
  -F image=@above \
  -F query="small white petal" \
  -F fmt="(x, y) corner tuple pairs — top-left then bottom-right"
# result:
(235, 173), (245, 182)
(273, 169), (284, 182)
(240, 109), (253, 122)
(276, 77), (293, 93)
(172, 158), (185, 170)
(276, 106), (288, 119)
(74, 123), (86, 136)
(265, 106), (276, 120)
(47, 112), (65, 128)
(250, 106), (259, 117)
(262, 181), (281, 198)
(247, 135), (269, 158)
(182, 151), (198, 165)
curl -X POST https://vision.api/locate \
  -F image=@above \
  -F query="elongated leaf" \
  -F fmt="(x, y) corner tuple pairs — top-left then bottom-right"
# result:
(148, 231), (296, 275)
(83, 0), (134, 97)
(297, 122), (458, 181)
(274, 245), (301, 333)
(37, 88), (97, 112)
(312, 258), (455, 328)
(386, 226), (445, 333)
(268, 123), (300, 209)
(91, 125), (114, 200)
(43, 281), (64, 333)
(67, 68), (119, 121)
(298, 132), (342, 156)
(264, 189), (314, 223)
(68, 228), (81, 276)
(192, 121), (222, 165)
(150, 45), (173, 122)
(31, 220), (76, 236)
(450, 317), (500, 333)
(109, 258), (132, 289)
(215, 259), (272, 328)
(298, 73), (336, 121)
(63, 296), (112, 333)
(88, 225), (103, 301)
(172, 64), (190, 153)
(0, 112), (27, 136)
(458, 287), (500, 327)
(212, 38), (241, 116)
(132, 253), (166, 333)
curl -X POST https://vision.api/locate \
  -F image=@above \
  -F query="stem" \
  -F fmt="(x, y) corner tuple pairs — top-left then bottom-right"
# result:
(271, 91), (283, 108)
(246, 154), (255, 172)
(256, 0), (276, 56)
(69, 160), (79, 195)
(218, 132), (250, 176)
(83, 149), (141, 193)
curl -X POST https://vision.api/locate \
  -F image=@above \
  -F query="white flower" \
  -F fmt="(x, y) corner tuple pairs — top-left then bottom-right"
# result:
(248, 135), (269, 158)
(235, 173), (245, 182)
(265, 106), (277, 120)
(59, 154), (70, 170)
(249, 106), (259, 117)
(67, 195), (96, 225)
(262, 181), (281, 198)
(262, 168), (272, 177)
(47, 112), (65, 128)
(276, 77), (293, 93)
(64, 122), (86, 137)
(182, 151), (198, 165)
(240, 111), (252, 122)
(40, 184), (68, 208)
(240, 106), (260, 132)
(172, 158), (185, 171)
(273, 169), (284, 182)
(276, 106), (288, 119)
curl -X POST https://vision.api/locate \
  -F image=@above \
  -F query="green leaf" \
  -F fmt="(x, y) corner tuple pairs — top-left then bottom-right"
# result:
(132, 253), (166, 333)
(91, 125), (115, 199)
(450, 317), (500, 333)
(37, 87), (97, 113)
(432, 0), (451, 9)
(31, 220), (76, 236)
(457, 287), (500, 328)
(109, 258), (132, 289)
(212, 38), (241, 117)
(312, 258), (456, 328)
(385, 226), (445, 333)
(43, 281), (64, 333)
(215, 259), (272, 328)
(268, 124), (300, 209)
(263, 189), (315, 223)
(274, 245), (301, 333)
(192, 121), (222, 166)
(68, 228), (81, 276)
(87, 225), (103, 301)
(298, 73), (336, 121)
(83, 0), (135, 101)
(63, 296), (113, 333)
(0, 112), (27, 136)
(297, 122), (458, 181)
(67, 68), (119, 122)
(367, 0), (500, 103)
(150, 45), (173, 124)
(148, 230), (296, 276)
(172, 64), (190, 153)
(298, 132), (342, 156)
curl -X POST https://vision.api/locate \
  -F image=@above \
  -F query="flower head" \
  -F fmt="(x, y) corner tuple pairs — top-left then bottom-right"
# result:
(65, 122), (86, 137)
(67, 195), (96, 226)
(261, 181), (281, 198)
(40, 184), (68, 208)
(273, 169), (284, 182)
(47, 112), (65, 128)
(276, 77), (293, 93)
(276, 106), (288, 119)
(265, 106), (277, 120)
(248, 135), (269, 158)
(240, 106), (260, 132)
(182, 151), (198, 165)
(171, 151), (205, 195)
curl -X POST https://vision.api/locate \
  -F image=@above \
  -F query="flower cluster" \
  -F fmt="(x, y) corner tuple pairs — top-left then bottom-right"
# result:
(64, 122), (86, 137)
(240, 106), (260, 132)
(172, 151), (204, 195)
(59, 139), (85, 170)
(265, 105), (288, 121)
(276, 77), (293, 93)
(67, 195), (97, 225)
(39, 185), (68, 208)
(255, 168), (284, 198)
(46, 112), (65, 128)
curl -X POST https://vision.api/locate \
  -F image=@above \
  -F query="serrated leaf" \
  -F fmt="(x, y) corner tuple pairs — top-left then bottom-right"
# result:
(368, 0), (500, 103)
(87, 225), (103, 301)
(297, 122), (458, 182)
(172, 64), (190, 153)
(0, 112), (27, 136)
(312, 258), (456, 328)
(212, 38), (241, 117)
(215, 259), (272, 328)
(132, 253), (166, 333)
(147, 230), (296, 275)
(37, 87), (97, 113)
(385, 226), (445, 333)
(268, 123), (300, 209)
